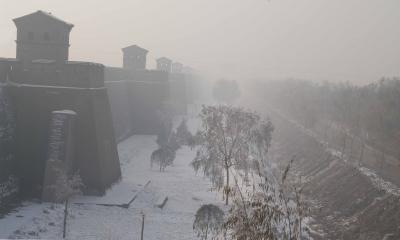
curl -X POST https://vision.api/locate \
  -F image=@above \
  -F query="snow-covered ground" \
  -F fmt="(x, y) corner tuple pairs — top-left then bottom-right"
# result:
(0, 134), (222, 239)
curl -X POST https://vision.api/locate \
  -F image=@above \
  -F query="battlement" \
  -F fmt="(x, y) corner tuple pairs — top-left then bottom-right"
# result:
(2, 60), (105, 88)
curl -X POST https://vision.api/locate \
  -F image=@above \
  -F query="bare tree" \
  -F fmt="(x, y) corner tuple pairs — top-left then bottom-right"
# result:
(152, 129), (181, 172)
(151, 147), (175, 172)
(43, 164), (83, 203)
(193, 204), (224, 240)
(176, 118), (193, 146)
(224, 158), (308, 240)
(191, 105), (273, 205)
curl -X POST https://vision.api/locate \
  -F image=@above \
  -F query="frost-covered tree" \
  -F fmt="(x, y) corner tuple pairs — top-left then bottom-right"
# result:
(54, 170), (83, 203)
(152, 130), (181, 172)
(42, 164), (84, 239)
(156, 109), (174, 147)
(167, 131), (181, 152)
(193, 204), (224, 240)
(187, 134), (198, 150)
(43, 163), (83, 203)
(224, 158), (309, 240)
(176, 119), (193, 146)
(153, 105), (181, 173)
(191, 105), (273, 205)
(151, 147), (175, 172)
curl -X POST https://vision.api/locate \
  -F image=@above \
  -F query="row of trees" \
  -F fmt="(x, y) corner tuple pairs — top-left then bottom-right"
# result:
(192, 105), (308, 240)
(151, 110), (195, 172)
(256, 78), (400, 161)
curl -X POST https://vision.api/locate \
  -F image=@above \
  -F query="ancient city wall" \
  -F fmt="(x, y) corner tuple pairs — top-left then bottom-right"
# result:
(10, 61), (104, 88)
(6, 83), (121, 197)
(0, 59), (19, 209)
(0, 57), (191, 202)
(1, 60), (121, 198)
(105, 67), (170, 137)
(105, 80), (134, 142)
(0, 85), (18, 210)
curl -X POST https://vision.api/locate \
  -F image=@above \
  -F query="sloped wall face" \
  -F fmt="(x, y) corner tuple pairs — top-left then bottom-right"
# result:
(0, 86), (18, 209)
(7, 85), (121, 197)
(128, 80), (169, 135)
(105, 81), (134, 142)
(105, 67), (136, 141)
(105, 67), (171, 136)
(91, 89), (121, 190)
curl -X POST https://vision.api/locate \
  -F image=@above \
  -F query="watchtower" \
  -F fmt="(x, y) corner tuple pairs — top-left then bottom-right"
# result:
(13, 11), (74, 67)
(172, 62), (183, 73)
(122, 45), (148, 71)
(156, 57), (172, 73)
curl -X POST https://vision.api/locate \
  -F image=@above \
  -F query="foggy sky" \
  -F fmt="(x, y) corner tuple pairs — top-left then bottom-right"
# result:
(1, 0), (399, 84)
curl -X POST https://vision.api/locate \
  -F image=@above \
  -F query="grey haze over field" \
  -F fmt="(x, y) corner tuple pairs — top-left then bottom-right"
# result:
(1, 0), (399, 83)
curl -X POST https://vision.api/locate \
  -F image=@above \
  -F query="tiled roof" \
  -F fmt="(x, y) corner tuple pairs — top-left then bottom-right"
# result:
(13, 10), (74, 28)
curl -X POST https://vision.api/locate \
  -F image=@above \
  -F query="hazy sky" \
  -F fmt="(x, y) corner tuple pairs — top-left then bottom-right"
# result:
(1, 0), (399, 84)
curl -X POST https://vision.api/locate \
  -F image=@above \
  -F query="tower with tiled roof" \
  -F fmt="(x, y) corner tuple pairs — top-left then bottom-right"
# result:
(13, 10), (74, 67)
(156, 57), (172, 73)
(122, 45), (148, 71)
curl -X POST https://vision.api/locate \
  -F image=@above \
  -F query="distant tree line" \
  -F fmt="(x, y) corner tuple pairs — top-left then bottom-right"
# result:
(257, 77), (400, 161)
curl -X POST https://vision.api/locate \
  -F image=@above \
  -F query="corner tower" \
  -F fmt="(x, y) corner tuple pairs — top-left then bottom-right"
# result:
(13, 10), (74, 67)
(122, 45), (148, 71)
(172, 62), (183, 73)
